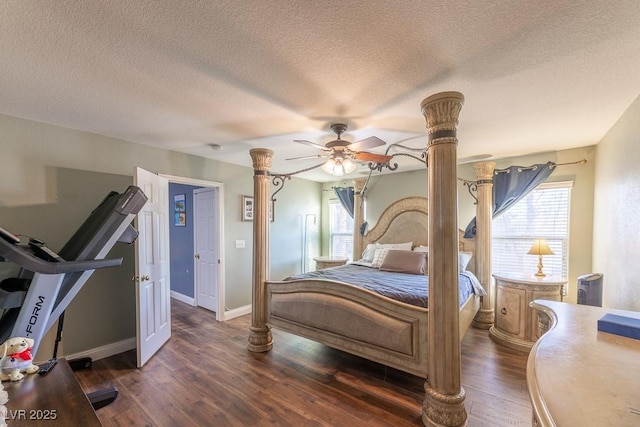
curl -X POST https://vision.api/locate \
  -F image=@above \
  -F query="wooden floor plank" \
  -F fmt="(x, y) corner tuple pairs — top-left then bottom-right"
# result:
(76, 300), (531, 426)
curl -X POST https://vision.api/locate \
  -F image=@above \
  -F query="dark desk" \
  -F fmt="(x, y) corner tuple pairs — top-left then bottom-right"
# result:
(3, 358), (101, 426)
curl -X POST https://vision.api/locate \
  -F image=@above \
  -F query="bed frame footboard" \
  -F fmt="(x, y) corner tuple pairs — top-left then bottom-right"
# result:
(266, 279), (479, 378)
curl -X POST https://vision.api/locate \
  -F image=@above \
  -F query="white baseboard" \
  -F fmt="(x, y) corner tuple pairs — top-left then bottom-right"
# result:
(66, 337), (136, 362)
(62, 300), (249, 362)
(223, 304), (251, 320)
(171, 291), (195, 306)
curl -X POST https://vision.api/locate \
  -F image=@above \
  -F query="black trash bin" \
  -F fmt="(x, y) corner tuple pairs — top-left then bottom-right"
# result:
(577, 273), (603, 307)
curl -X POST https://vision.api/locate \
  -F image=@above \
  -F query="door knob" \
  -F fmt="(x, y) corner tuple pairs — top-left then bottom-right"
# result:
(141, 275), (150, 281)
(195, 254), (200, 259)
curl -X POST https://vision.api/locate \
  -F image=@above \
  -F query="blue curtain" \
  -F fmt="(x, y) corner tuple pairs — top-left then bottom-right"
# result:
(334, 186), (355, 219)
(359, 221), (368, 236)
(464, 162), (555, 238)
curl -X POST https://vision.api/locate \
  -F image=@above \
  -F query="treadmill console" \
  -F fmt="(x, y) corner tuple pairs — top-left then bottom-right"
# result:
(0, 226), (20, 244)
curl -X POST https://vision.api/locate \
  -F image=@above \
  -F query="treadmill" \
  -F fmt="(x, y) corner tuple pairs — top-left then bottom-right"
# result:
(0, 185), (147, 408)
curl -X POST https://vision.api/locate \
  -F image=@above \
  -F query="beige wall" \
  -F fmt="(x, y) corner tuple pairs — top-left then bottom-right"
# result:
(5, 87), (637, 361)
(0, 113), (321, 359)
(457, 146), (596, 304)
(325, 145), (596, 305)
(593, 94), (640, 311)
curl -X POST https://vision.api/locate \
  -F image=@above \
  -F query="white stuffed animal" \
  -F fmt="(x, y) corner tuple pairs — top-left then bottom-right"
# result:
(0, 337), (39, 382)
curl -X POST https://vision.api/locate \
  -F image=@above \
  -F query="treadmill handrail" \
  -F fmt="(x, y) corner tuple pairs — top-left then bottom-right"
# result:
(0, 239), (122, 274)
(46, 258), (123, 274)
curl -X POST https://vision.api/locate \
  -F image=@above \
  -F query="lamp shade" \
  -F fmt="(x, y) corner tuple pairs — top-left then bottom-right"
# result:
(342, 158), (357, 174)
(322, 158), (336, 174)
(527, 239), (554, 256)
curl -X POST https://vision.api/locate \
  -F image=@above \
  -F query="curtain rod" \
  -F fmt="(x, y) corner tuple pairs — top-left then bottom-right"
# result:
(323, 159), (587, 189)
(323, 186), (343, 192)
(495, 159), (587, 174)
(553, 159), (588, 167)
(323, 182), (360, 192)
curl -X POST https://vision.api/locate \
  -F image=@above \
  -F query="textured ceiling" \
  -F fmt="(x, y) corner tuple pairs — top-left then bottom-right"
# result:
(1, 1), (639, 181)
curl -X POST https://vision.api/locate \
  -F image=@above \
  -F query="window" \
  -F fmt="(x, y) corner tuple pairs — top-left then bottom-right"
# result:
(329, 200), (353, 261)
(492, 181), (572, 278)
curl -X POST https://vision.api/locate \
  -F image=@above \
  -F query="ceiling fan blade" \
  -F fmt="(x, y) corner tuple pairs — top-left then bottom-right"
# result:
(347, 136), (386, 151)
(354, 152), (393, 163)
(293, 139), (331, 150)
(285, 154), (328, 161)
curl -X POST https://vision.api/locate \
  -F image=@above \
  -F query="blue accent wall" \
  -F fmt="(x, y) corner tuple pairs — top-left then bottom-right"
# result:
(169, 183), (203, 298)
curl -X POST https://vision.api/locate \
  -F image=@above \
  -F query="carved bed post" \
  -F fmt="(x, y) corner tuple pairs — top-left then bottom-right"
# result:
(472, 161), (496, 329)
(352, 178), (366, 261)
(421, 92), (467, 427)
(248, 148), (274, 352)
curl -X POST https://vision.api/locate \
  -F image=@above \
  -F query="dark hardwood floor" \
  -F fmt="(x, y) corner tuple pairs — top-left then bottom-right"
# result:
(75, 300), (531, 426)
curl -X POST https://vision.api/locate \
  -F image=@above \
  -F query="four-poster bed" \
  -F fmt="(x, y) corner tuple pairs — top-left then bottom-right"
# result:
(264, 196), (483, 377)
(248, 92), (496, 427)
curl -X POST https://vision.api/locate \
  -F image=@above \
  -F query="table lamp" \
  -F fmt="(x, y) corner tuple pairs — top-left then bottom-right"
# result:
(527, 238), (554, 277)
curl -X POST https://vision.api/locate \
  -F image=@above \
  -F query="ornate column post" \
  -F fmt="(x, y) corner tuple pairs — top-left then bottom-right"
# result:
(472, 161), (496, 329)
(248, 148), (274, 352)
(421, 92), (467, 427)
(352, 178), (366, 261)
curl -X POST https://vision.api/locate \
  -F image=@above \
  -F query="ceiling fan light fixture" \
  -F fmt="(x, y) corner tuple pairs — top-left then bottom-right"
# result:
(291, 122), (387, 177)
(321, 156), (357, 176)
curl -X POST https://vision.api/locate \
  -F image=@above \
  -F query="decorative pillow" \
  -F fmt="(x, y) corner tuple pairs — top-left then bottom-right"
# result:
(459, 251), (473, 272)
(379, 250), (427, 275)
(361, 243), (379, 262)
(413, 245), (429, 253)
(371, 247), (391, 268)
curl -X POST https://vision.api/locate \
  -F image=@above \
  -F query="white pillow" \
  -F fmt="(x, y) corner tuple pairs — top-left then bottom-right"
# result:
(361, 243), (379, 262)
(362, 242), (412, 263)
(371, 247), (391, 268)
(413, 245), (429, 253)
(459, 251), (473, 272)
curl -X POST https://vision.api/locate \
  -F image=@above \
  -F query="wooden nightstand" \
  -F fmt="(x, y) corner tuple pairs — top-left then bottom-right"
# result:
(313, 256), (348, 270)
(489, 273), (566, 352)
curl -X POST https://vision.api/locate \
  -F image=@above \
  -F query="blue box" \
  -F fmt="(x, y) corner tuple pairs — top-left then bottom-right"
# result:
(597, 313), (640, 340)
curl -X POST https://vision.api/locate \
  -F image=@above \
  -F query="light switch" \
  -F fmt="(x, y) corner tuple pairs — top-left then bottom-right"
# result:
(235, 239), (245, 248)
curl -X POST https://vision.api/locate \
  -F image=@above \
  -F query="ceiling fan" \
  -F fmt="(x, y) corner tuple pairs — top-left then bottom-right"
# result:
(287, 123), (393, 176)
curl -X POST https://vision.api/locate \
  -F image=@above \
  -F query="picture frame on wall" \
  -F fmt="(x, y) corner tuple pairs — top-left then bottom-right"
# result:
(242, 195), (253, 221)
(174, 194), (186, 226)
(241, 196), (274, 222)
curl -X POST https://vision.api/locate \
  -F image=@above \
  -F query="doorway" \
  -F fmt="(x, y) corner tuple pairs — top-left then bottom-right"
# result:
(193, 187), (219, 314)
(165, 175), (225, 320)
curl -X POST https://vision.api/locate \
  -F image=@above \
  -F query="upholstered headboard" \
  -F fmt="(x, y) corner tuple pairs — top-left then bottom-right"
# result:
(360, 197), (476, 274)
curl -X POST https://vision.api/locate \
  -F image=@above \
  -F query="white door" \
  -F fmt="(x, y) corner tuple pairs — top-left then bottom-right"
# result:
(194, 188), (219, 314)
(134, 167), (171, 367)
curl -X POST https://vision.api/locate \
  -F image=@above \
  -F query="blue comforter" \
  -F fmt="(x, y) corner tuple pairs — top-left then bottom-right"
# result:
(287, 264), (486, 308)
